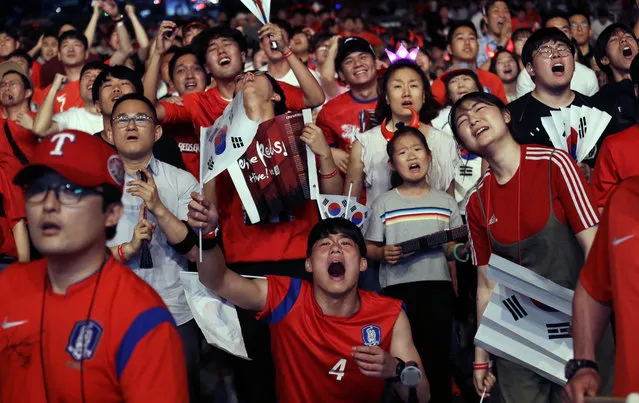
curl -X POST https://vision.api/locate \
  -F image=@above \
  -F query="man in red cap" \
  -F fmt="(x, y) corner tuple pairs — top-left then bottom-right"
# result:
(0, 131), (189, 402)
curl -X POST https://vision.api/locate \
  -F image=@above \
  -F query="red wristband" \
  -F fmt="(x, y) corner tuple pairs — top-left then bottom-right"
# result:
(117, 244), (127, 261)
(319, 168), (339, 179)
(282, 49), (293, 59)
(473, 361), (492, 370)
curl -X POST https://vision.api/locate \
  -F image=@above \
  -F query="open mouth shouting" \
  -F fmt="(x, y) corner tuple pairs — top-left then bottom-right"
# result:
(551, 63), (565, 74)
(218, 56), (231, 66)
(622, 45), (634, 58)
(184, 80), (198, 90)
(408, 162), (421, 173)
(328, 262), (346, 280)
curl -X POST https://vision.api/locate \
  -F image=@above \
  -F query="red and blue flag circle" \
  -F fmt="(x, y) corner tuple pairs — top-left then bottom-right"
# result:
(351, 211), (364, 225)
(328, 202), (342, 217)
(214, 126), (228, 155)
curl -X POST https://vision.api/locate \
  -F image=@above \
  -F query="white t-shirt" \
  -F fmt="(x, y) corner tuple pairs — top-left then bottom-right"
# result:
(431, 106), (453, 136)
(52, 107), (104, 134)
(259, 64), (321, 88)
(515, 61), (598, 99)
(356, 125), (460, 206)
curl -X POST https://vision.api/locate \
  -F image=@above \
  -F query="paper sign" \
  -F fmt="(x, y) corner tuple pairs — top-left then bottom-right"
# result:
(180, 272), (250, 360)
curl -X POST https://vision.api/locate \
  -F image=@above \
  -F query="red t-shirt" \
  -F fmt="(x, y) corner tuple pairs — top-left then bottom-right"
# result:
(579, 176), (639, 396)
(31, 61), (42, 91)
(590, 125), (639, 209)
(431, 69), (508, 106)
(0, 158), (25, 257)
(0, 257), (189, 402)
(256, 275), (403, 403)
(161, 84), (313, 263)
(0, 113), (39, 163)
(163, 121), (200, 178)
(161, 83), (307, 134)
(33, 80), (83, 113)
(466, 145), (599, 266)
(316, 91), (378, 151)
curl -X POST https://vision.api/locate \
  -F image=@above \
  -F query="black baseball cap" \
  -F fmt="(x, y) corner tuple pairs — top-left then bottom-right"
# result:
(334, 37), (375, 71)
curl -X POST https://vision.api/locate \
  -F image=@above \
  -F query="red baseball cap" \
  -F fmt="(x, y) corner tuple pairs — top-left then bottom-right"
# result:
(14, 130), (124, 192)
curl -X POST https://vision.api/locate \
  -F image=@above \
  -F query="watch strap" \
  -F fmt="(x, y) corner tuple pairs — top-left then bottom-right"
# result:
(389, 357), (405, 383)
(565, 359), (598, 381)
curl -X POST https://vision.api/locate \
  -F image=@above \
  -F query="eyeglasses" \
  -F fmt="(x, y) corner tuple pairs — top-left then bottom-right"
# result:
(234, 70), (267, 84)
(111, 113), (155, 127)
(26, 183), (103, 205)
(534, 45), (572, 58)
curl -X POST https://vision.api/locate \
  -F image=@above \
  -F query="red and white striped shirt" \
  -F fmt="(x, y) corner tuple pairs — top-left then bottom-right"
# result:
(465, 145), (599, 266)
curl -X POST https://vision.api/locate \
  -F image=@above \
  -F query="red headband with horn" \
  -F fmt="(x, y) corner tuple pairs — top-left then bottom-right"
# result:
(380, 107), (420, 142)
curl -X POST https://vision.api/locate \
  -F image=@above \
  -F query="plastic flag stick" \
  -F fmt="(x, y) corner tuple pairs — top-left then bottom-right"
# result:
(345, 182), (353, 220)
(479, 387), (486, 403)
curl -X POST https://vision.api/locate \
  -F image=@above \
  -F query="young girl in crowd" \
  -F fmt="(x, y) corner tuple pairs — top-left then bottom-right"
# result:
(346, 60), (460, 206)
(449, 92), (614, 402)
(366, 125), (468, 403)
(489, 50), (520, 102)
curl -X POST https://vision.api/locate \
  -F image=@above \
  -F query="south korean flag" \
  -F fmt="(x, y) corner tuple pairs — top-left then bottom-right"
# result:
(317, 194), (370, 229)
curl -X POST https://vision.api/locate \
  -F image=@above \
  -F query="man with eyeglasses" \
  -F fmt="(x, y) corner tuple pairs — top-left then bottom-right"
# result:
(570, 12), (594, 67)
(104, 93), (204, 401)
(508, 28), (608, 168)
(0, 130), (189, 402)
(93, 65), (185, 171)
(515, 13), (599, 98)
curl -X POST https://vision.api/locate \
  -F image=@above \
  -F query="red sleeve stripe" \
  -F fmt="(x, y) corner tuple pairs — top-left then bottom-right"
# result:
(525, 148), (598, 229)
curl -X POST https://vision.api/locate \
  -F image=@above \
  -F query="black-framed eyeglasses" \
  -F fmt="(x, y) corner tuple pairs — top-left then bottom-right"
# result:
(111, 113), (156, 128)
(25, 183), (103, 205)
(534, 46), (572, 58)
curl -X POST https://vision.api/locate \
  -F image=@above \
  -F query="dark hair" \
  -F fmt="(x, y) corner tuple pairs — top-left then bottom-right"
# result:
(447, 20), (479, 45)
(310, 32), (333, 53)
(92, 65), (143, 103)
(306, 218), (367, 257)
(192, 26), (247, 67)
(80, 61), (108, 79)
(112, 93), (158, 121)
(168, 47), (205, 82)
(594, 23), (635, 78)
(386, 125), (432, 188)
(512, 27), (533, 43)
(449, 92), (512, 148)
(270, 18), (294, 40)
(42, 29), (58, 41)
(0, 28), (19, 42)
(7, 49), (32, 68)
(3, 70), (32, 92)
(101, 184), (122, 240)
(443, 70), (484, 104)
(263, 72), (287, 116)
(521, 27), (575, 67)
(483, 0), (509, 15)
(376, 60), (441, 124)
(489, 49), (520, 77)
(568, 10), (590, 22)
(58, 30), (88, 51)
(543, 10), (570, 27)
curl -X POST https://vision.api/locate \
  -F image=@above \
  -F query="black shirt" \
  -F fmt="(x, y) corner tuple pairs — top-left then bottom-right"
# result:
(591, 79), (638, 138)
(507, 91), (605, 164)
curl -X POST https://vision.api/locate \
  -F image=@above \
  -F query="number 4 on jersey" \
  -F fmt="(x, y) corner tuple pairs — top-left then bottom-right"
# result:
(329, 358), (347, 381)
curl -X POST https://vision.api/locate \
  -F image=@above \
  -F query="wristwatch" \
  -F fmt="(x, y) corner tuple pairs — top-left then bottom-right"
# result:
(565, 359), (598, 381)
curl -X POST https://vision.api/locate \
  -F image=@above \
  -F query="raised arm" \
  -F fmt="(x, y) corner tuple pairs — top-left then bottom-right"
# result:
(344, 140), (365, 201)
(125, 4), (150, 61)
(84, 2), (102, 51)
(259, 23), (325, 108)
(143, 21), (178, 107)
(99, 0), (133, 66)
(317, 35), (345, 99)
(28, 35), (43, 59)
(32, 74), (66, 137)
(187, 192), (268, 312)
(300, 123), (344, 194)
